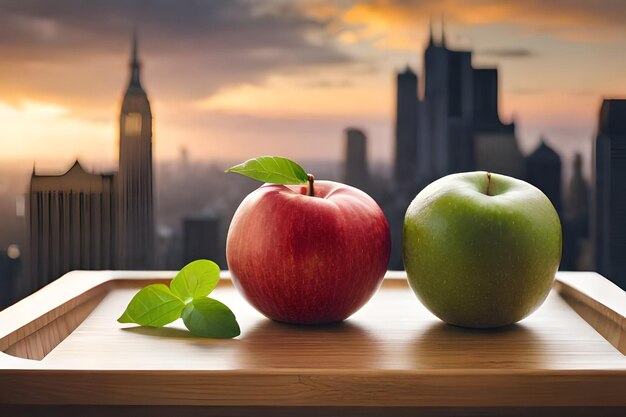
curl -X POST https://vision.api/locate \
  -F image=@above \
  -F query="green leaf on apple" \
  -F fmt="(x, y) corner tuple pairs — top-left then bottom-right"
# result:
(117, 260), (240, 338)
(225, 156), (308, 185)
(182, 298), (241, 338)
(117, 284), (185, 327)
(170, 259), (220, 301)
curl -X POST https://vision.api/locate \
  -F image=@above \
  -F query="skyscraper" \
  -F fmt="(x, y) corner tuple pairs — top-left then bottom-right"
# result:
(567, 153), (589, 229)
(526, 138), (562, 214)
(344, 128), (371, 192)
(422, 19), (474, 177)
(29, 162), (115, 287)
(593, 99), (626, 288)
(117, 32), (155, 269)
(563, 153), (590, 270)
(394, 67), (418, 187)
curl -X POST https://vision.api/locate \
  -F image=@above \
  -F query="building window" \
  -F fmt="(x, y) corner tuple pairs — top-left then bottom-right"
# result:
(124, 112), (142, 136)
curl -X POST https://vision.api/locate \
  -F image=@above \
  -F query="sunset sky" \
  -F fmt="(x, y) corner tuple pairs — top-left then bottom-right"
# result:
(1, 0), (626, 176)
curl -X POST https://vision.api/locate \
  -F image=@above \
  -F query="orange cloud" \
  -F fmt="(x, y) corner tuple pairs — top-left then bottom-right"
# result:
(195, 74), (392, 119)
(313, 0), (626, 48)
(340, 3), (428, 49)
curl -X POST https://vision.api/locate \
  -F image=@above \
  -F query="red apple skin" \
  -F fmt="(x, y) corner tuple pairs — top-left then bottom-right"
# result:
(226, 180), (391, 324)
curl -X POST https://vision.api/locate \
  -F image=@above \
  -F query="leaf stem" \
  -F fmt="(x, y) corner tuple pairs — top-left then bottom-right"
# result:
(486, 172), (493, 196)
(307, 174), (315, 196)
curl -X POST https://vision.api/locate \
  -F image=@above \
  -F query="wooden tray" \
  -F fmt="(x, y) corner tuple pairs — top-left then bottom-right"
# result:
(0, 271), (625, 416)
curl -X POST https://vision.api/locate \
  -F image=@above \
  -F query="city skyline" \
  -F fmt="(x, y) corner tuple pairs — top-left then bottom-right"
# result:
(1, 1), (626, 180)
(0, 1), (624, 305)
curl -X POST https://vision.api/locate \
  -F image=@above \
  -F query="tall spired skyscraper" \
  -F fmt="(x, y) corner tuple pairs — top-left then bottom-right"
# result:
(28, 32), (156, 289)
(393, 19), (525, 186)
(117, 32), (155, 269)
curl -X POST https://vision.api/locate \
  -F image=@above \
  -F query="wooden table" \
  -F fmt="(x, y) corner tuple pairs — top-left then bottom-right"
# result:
(0, 271), (625, 416)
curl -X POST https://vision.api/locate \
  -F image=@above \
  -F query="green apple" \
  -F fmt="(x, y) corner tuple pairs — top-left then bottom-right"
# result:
(403, 171), (561, 328)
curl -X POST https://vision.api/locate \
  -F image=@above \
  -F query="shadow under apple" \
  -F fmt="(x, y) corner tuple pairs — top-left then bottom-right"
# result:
(409, 321), (548, 370)
(235, 319), (383, 369)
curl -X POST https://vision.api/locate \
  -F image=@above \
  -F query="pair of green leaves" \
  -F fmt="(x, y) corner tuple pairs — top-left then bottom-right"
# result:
(226, 156), (309, 185)
(118, 260), (240, 338)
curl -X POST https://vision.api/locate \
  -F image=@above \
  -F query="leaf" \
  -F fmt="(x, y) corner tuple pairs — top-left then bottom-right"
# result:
(170, 259), (220, 301)
(118, 259), (240, 339)
(117, 284), (185, 327)
(182, 298), (241, 338)
(225, 156), (308, 185)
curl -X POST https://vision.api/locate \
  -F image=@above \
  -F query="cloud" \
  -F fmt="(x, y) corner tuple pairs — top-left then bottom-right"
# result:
(298, 78), (355, 88)
(3, 0), (623, 114)
(0, 0), (352, 114)
(1, 0), (625, 169)
(478, 48), (535, 58)
(329, 0), (626, 45)
(195, 75), (387, 118)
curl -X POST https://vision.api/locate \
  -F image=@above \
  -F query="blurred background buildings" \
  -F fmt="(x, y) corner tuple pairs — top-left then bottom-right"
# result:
(0, 6), (625, 307)
(593, 100), (626, 289)
(29, 33), (154, 293)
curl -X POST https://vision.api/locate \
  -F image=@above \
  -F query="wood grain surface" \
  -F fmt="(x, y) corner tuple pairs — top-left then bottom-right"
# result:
(0, 270), (625, 411)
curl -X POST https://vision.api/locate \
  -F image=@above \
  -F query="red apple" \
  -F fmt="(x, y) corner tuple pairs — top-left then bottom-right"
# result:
(226, 180), (391, 324)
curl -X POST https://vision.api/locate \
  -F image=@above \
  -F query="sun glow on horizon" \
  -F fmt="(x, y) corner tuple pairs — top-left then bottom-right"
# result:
(0, 99), (116, 166)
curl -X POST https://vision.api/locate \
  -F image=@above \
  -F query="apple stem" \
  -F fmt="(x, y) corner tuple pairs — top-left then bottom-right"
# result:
(307, 174), (315, 196)
(486, 172), (493, 196)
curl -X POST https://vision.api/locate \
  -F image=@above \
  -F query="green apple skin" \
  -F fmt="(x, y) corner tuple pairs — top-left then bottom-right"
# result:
(403, 171), (562, 328)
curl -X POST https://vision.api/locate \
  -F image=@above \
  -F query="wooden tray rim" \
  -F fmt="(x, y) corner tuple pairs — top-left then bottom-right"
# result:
(0, 271), (625, 408)
(0, 270), (625, 370)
